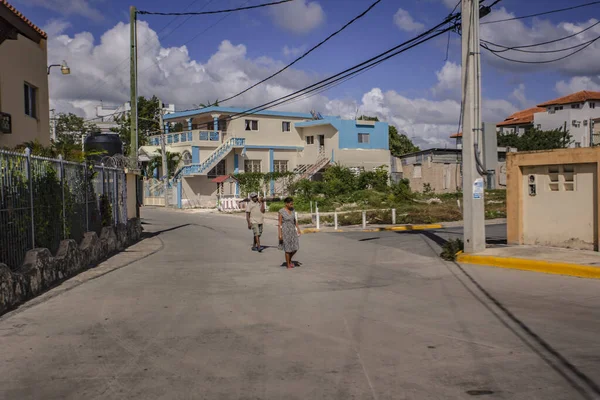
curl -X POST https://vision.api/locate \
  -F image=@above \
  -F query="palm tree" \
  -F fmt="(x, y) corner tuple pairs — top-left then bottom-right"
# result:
(194, 99), (220, 109)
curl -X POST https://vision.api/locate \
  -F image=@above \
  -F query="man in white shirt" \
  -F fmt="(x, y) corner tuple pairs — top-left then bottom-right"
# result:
(246, 193), (265, 252)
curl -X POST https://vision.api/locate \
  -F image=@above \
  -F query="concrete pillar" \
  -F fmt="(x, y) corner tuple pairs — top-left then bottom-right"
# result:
(192, 146), (200, 164)
(187, 118), (193, 131)
(269, 148), (275, 195)
(362, 211), (366, 229)
(234, 153), (240, 197)
(164, 123), (169, 134)
(177, 179), (182, 209)
(211, 114), (220, 142)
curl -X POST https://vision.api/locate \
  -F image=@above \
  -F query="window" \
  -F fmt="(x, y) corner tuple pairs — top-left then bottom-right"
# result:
(24, 83), (37, 118)
(575, 142), (581, 148)
(590, 102), (596, 109)
(245, 119), (259, 131)
(571, 103), (581, 109)
(244, 159), (261, 173)
(182, 151), (192, 165)
(273, 160), (288, 173)
(358, 133), (370, 144)
(536, 124), (542, 129)
(556, 106), (563, 111)
(306, 135), (315, 145)
(413, 164), (422, 179)
(282, 121), (291, 132)
(208, 160), (226, 178)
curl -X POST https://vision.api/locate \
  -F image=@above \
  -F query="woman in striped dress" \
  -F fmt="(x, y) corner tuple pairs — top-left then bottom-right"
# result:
(278, 197), (301, 269)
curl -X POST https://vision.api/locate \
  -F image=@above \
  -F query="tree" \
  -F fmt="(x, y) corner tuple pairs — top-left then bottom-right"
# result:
(497, 127), (572, 151)
(51, 113), (100, 161)
(358, 115), (419, 157)
(146, 150), (181, 179)
(389, 125), (419, 157)
(196, 99), (219, 108)
(111, 95), (162, 156)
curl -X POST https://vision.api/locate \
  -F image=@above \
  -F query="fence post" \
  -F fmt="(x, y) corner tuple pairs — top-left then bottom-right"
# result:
(362, 211), (366, 229)
(392, 208), (396, 225)
(25, 148), (35, 248)
(316, 209), (320, 230)
(113, 170), (118, 226)
(101, 163), (106, 196)
(84, 161), (89, 232)
(334, 211), (338, 230)
(58, 154), (66, 239)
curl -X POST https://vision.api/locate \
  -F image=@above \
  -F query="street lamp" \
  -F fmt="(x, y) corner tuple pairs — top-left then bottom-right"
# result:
(47, 60), (71, 75)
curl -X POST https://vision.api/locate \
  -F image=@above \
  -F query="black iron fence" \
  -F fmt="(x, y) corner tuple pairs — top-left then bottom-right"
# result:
(0, 148), (127, 270)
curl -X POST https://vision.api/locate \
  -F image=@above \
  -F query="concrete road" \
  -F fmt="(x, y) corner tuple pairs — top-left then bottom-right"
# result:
(0, 208), (599, 400)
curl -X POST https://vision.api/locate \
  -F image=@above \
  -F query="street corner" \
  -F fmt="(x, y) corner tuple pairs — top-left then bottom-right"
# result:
(456, 253), (600, 280)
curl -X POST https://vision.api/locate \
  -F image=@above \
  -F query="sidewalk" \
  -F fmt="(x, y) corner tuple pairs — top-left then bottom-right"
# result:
(458, 245), (600, 280)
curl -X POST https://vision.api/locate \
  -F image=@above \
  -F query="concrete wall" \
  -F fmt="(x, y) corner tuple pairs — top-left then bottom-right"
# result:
(507, 147), (600, 251)
(335, 149), (391, 172)
(0, 34), (50, 148)
(401, 162), (462, 193)
(0, 218), (142, 316)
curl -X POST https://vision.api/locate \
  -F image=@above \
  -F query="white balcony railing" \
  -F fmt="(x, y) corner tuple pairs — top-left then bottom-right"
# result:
(147, 129), (227, 146)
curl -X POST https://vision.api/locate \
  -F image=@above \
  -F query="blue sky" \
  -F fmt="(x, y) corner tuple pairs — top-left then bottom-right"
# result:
(12, 0), (600, 146)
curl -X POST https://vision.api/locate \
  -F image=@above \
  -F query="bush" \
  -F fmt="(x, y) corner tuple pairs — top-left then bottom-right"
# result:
(440, 239), (464, 261)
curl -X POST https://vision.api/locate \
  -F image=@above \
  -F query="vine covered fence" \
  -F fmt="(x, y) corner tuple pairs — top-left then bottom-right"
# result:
(0, 148), (127, 270)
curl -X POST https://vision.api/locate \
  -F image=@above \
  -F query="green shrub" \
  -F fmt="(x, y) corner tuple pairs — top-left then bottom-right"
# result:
(440, 239), (464, 261)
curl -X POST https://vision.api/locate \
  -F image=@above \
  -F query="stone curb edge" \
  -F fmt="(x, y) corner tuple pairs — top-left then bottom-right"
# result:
(456, 253), (600, 280)
(300, 224), (443, 234)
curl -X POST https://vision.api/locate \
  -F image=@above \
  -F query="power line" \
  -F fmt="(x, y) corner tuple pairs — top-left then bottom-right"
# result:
(210, 0), (383, 108)
(481, 20), (600, 51)
(138, 0), (292, 16)
(174, 17), (460, 129)
(483, 36), (598, 54)
(482, 35), (600, 63)
(481, 1), (600, 25)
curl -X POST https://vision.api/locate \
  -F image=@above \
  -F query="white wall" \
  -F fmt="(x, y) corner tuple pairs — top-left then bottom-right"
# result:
(535, 102), (600, 147)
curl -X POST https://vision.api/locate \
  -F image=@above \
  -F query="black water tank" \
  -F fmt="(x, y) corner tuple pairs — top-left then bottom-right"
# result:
(84, 133), (123, 162)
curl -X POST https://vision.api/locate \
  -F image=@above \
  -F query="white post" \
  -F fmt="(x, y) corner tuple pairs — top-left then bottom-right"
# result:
(334, 211), (338, 230)
(362, 211), (366, 229)
(294, 211), (298, 223)
(392, 208), (396, 225)
(461, 0), (486, 253)
(316, 208), (320, 230)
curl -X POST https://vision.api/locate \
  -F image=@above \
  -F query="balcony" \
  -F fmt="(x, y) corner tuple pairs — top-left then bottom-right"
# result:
(147, 129), (227, 147)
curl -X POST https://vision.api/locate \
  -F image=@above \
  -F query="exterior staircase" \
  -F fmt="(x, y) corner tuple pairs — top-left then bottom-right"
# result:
(173, 137), (245, 180)
(274, 152), (331, 195)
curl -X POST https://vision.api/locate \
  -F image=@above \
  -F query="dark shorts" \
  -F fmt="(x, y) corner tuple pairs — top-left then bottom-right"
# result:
(251, 223), (263, 237)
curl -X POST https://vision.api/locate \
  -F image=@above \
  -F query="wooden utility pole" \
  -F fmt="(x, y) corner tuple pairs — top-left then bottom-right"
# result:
(461, 0), (486, 253)
(158, 100), (169, 207)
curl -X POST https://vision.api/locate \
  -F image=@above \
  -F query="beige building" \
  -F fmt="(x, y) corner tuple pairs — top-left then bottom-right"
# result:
(143, 107), (391, 207)
(507, 147), (600, 251)
(0, 0), (50, 148)
(394, 148), (510, 194)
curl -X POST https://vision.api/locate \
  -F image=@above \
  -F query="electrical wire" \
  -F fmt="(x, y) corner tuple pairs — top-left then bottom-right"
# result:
(480, 20), (600, 51)
(482, 35), (600, 63)
(138, 0), (292, 16)
(481, 1), (600, 25)
(482, 36), (598, 54)
(205, 0), (384, 108)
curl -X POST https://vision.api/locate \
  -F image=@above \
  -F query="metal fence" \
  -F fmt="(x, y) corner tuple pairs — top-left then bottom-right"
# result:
(0, 148), (127, 270)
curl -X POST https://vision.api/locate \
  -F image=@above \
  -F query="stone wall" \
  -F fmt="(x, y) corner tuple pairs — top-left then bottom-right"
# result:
(0, 218), (142, 316)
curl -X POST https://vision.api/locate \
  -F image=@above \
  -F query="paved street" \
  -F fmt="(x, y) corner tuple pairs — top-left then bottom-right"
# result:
(1, 207), (599, 399)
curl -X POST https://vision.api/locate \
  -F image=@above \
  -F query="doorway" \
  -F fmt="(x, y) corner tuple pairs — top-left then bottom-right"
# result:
(318, 135), (325, 154)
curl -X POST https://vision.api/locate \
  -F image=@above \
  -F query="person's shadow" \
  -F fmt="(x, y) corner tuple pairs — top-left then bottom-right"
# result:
(280, 261), (302, 267)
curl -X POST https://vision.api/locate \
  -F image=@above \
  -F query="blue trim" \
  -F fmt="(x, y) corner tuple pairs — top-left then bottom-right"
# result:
(177, 180), (182, 209)
(269, 148), (274, 195)
(234, 153), (239, 173)
(192, 146), (200, 163)
(331, 149), (335, 163)
(164, 106), (314, 120)
(244, 145), (304, 150)
(213, 116), (219, 132)
(164, 123), (169, 134)
(296, 118), (389, 150)
(187, 118), (192, 130)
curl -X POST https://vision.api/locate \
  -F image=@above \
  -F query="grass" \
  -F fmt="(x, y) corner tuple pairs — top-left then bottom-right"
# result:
(267, 189), (506, 227)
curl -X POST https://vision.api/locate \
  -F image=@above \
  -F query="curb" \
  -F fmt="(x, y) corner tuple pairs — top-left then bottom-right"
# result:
(457, 253), (600, 280)
(301, 224), (443, 235)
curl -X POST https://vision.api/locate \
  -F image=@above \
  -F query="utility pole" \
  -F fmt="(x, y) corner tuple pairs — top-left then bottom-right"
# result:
(461, 0), (486, 253)
(158, 100), (169, 207)
(129, 6), (138, 163)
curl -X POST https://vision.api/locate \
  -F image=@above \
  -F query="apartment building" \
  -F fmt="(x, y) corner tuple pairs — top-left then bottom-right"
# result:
(534, 91), (600, 148)
(143, 106), (390, 208)
(0, 0), (50, 148)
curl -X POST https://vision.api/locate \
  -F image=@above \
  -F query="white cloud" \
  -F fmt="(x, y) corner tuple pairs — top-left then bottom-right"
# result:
(480, 10), (600, 76)
(555, 76), (600, 96)
(393, 8), (424, 32)
(510, 83), (530, 108)
(432, 61), (461, 99)
(41, 19), (71, 37)
(19, 0), (103, 21)
(282, 45), (307, 58)
(47, 20), (519, 149)
(269, 0), (325, 34)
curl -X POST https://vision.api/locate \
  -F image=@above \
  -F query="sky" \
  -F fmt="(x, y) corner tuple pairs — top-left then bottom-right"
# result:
(12, 0), (600, 148)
